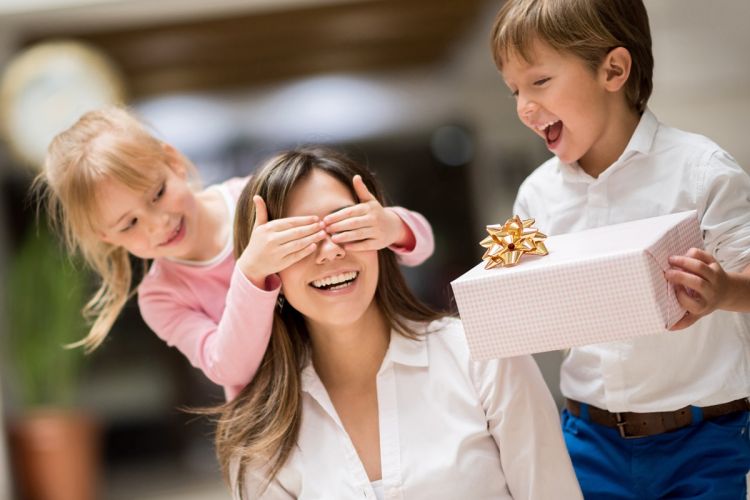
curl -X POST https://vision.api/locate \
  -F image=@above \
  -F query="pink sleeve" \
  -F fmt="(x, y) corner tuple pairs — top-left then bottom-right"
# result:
(387, 207), (435, 267)
(138, 266), (280, 400)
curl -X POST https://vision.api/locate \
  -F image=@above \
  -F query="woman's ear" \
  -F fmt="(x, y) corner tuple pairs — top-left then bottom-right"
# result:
(600, 46), (632, 92)
(161, 143), (188, 178)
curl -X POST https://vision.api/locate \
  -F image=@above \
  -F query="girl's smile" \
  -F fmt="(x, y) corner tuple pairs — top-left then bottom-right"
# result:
(158, 216), (186, 247)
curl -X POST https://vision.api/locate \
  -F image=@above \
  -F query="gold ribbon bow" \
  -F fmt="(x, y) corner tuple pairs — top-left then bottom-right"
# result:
(480, 215), (548, 269)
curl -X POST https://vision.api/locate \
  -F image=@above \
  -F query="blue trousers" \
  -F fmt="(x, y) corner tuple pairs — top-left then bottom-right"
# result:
(562, 408), (750, 500)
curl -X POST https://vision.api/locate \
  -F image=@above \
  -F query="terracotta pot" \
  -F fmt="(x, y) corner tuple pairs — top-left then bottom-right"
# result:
(9, 409), (100, 500)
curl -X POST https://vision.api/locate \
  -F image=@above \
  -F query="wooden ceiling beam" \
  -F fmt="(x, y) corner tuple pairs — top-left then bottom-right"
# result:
(20, 0), (485, 96)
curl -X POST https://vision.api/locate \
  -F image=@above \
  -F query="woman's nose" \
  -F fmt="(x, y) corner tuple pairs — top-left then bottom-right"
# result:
(315, 234), (346, 264)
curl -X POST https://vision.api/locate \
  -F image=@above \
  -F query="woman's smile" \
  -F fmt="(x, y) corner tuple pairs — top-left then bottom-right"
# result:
(309, 270), (360, 295)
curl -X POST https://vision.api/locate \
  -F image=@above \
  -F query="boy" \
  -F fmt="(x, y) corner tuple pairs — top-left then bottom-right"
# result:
(491, 0), (750, 498)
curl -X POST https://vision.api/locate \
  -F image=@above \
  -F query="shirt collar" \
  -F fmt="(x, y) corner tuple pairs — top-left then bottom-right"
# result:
(625, 107), (658, 156)
(384, 326), (429, 369)
(558, 108), (659, 181)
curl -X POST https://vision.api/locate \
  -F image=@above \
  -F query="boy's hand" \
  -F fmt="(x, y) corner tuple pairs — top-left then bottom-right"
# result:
(665, 248), (729, 330)
(237, 195), (327, 289)
(323, 175), (415, 252)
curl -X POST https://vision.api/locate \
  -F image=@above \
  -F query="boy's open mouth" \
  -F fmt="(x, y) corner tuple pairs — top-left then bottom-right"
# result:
(544, 120), (563, 146)
(309, 271), (359, 291)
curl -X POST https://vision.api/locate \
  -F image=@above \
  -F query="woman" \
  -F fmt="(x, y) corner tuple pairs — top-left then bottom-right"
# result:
(215, 146), (582, 499)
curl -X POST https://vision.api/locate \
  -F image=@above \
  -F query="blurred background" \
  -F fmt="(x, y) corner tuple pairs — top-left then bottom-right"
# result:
(0, 0), (748, 498)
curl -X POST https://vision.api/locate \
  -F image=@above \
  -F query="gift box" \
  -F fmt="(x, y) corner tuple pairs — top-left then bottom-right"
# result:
(450, 211), (702, 360)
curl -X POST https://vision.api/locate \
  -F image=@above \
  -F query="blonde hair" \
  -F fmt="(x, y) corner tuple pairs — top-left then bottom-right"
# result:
(212, 147), (444, 497)
(34, 106), (198, 352)
(490, 0), (653, 113)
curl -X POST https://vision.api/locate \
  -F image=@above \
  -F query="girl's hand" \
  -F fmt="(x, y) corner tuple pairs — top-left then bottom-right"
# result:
(665, 248), (729, 330)
(323, 175), (415, 252)
(237, 195), (327, 289)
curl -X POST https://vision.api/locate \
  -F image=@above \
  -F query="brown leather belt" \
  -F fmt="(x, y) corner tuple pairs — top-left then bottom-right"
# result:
(566, 398), (750, 439)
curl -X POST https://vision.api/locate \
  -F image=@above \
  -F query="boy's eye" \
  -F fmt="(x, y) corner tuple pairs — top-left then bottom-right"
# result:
(533, 77), (550, 86)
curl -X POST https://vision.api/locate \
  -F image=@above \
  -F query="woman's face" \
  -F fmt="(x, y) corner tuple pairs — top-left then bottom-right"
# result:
(278, 169), (379, 331)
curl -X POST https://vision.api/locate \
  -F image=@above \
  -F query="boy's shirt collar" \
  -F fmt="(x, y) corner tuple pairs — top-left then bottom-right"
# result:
(626, 108), (658, 156)
(558, 108), (658, 182)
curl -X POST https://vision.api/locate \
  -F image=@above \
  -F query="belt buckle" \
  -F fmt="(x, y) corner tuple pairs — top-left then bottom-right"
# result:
(615, 412), (647, 439)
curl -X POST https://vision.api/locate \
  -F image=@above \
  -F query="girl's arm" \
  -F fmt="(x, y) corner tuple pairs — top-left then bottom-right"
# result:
(470, 355), (583, 500)
(322, 176), (434, 267)
(138, 265), (279, 400)
(386, 207), (434, 267)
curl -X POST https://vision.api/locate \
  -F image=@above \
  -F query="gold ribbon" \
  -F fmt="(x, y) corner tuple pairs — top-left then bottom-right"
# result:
(480, 215), (548, 269)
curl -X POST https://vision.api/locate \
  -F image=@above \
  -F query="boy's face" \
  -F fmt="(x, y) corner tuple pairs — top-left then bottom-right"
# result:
(500, 38), (613, 170)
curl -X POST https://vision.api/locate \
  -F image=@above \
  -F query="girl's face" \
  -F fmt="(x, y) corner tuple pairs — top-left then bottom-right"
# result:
(95, 157), (200, 260)
(278, 169), (379, 331)
(501, 38), (614, 172)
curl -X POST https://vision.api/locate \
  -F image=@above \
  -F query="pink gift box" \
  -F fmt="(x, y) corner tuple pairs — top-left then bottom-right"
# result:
(451, 211), (702, 359)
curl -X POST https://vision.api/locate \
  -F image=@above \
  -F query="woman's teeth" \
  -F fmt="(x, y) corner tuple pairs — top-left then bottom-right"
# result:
(311, 271), (358, 290)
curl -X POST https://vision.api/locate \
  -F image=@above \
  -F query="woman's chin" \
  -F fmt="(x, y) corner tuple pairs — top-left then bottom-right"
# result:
(297, 296), (381, 333)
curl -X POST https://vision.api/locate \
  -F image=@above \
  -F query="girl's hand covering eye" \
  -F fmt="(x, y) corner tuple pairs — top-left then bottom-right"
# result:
(237, 195), (327, 289)
(322, 175), (414, 252)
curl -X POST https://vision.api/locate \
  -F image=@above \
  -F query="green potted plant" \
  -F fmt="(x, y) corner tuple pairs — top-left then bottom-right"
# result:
(4, 222), (100, 500)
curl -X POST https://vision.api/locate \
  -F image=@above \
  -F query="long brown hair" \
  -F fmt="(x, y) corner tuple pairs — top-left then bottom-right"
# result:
(33, 106), (198, 352)
(214, 146), (443, 497)
(490, 0), (653, 113)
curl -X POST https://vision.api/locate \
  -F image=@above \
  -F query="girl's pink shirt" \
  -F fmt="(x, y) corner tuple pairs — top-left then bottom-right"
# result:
(137, 177), (435, 400)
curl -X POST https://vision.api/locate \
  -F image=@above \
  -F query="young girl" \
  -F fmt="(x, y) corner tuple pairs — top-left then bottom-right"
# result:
(38, 107), (434, 400)
(216, 146), (582, 499)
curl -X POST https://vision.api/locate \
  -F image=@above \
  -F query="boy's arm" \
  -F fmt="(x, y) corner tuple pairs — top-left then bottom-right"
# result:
(138, 266), (279, 396)
(667, 253), (750, 329)
(725, 264), (750, 310)
(666, 149), (750, 329)
(471, 355), (583, 500)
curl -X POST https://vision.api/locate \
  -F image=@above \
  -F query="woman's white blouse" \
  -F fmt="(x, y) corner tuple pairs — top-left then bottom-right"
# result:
(236, 318), (582, 499)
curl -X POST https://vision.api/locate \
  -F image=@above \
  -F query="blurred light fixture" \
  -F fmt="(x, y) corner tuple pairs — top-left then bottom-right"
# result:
(136, 95), (237, 158)
(243, 75), (402, 143)
(0, 40), (125, 169)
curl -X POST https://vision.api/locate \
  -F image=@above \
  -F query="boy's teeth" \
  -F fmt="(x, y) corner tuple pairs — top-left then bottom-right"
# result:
(311, 271), (358, 289)
(536, 120), (559, 131)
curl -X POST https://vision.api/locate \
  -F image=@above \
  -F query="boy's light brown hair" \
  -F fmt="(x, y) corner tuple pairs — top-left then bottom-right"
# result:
(490, 0), (653, 114)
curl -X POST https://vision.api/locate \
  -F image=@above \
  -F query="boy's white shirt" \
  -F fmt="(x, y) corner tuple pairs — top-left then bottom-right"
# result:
(514, 108), (750, 412)
(235, 318), (582, 500)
